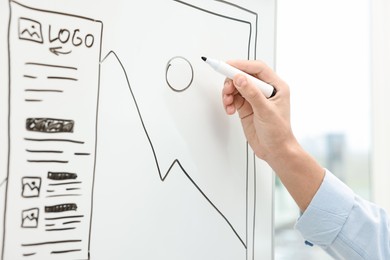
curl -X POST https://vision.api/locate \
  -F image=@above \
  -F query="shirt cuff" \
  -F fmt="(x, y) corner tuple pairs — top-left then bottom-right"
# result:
(295, 169), (355, 248)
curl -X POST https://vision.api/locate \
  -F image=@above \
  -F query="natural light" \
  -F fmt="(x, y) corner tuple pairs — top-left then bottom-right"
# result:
(275, 0), (371, 258)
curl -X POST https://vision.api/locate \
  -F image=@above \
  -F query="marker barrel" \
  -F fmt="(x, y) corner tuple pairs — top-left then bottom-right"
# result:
(204, 58), (276, 98)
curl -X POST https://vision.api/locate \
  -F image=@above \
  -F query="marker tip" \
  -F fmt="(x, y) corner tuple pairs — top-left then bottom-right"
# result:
(201, 56), (207, 62)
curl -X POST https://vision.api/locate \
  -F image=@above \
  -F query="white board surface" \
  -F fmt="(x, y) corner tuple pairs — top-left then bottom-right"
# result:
(0, 0), (276, 259)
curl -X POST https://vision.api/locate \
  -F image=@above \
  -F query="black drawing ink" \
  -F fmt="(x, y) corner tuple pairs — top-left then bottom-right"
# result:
(25, 99), (42, 102)
(26, 149), (63, 153)
(44, 215), (84, 221)
(2, 1), (262, 259)
(24, 138), (85, 144)
(97, 1), (260, 257)
(63, 220), (81, 225)
(45, 204), (78, 213)
(165, 56), (194, 92)
(18, 18), (43, 43)
(46, 76), (78, 81)
(21, 177), (41, 198)
(48, 181), (82, 186)
(74, 153), (90, 156)
(25, 62), (77, 70)
(50, 249), (81, 254)
(21, 208), (39, 228)
(25, 89), (63, 93)
(102, 50), (249, 248)
(48, 25), (95, 48)
(47, 172), (77, 180)
(3, 1), (103, 259)
(23, 74), (36, 78)
(49, 46), (72, 56)
(27, 160), (69, 164)
(26, 118), (74, 133)
(46, 194), (82, 198)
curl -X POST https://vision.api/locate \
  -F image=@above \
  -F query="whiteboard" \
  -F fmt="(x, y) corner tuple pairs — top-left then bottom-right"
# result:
(0, 0), (276, 259)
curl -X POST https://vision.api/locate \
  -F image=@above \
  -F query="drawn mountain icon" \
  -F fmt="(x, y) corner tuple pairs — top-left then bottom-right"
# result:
(18, 17), (43, 43)
(21, 208), (39, 228)
(22, 176), (41, 198)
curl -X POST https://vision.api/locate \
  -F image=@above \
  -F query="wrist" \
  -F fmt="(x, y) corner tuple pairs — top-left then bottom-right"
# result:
(264, 134), (301, 167)
(265, 137), (325, 211)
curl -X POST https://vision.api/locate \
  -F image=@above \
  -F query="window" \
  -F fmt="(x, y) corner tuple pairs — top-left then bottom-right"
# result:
(275, 0), (371, 258)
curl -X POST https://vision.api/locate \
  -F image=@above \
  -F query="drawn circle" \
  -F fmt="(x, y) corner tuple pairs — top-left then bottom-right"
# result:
(165, 56), (194, 92)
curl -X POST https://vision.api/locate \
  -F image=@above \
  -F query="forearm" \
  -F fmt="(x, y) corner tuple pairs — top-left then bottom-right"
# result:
(266, 139), (325, 212)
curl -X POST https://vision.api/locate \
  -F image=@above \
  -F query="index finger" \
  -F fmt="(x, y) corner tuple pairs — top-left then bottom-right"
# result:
(227, 60), (281, 88)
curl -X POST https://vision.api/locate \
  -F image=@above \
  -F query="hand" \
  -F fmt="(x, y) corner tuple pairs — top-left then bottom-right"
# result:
(222, 60), (325, 211)
(222, 60), (296, 163)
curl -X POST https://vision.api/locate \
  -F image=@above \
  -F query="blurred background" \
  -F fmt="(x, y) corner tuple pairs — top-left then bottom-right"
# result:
(274, 0), (371, 259)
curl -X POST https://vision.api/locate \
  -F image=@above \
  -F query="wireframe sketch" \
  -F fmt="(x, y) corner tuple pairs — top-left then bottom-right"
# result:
(2, 1), (102, 259)
(95, 1), (261, 258)
(1, 0), (268, 259)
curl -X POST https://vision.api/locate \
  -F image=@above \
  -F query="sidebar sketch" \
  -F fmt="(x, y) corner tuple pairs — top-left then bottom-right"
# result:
(2, 1), (102, 259)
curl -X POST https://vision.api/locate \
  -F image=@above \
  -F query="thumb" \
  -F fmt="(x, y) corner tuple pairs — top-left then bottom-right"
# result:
(233, 75), (268, 112)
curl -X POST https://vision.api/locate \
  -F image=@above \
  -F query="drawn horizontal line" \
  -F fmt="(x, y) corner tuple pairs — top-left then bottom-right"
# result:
(47, 76), (78, 81)
(25, 99), (42, 102)
(21, 239), (82, 246)
(26, 149), (63, 153)
(46, 194), (81, 198)
(45, 224), (55, 227)
(46, 190), (55, 192)
(48, 181), (82, 186)
(66, 187), (80, 191)
(25, 89), (63, 93)
(51, 249), (81, 254)
(25, 62), (77, 70)
(63, 220), (81, 225)
(23, 75), (37, 79)
(24, 138), (84, 144)
(23, 252), (36, 257)
(27, 160), (69, 164)
(45, 215), (84, 221)
(74, 153), (90, 156)
(46, 227), (76, 232)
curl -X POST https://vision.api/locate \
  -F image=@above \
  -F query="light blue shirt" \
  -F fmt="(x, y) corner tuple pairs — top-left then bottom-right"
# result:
(295, 170), (390, 259)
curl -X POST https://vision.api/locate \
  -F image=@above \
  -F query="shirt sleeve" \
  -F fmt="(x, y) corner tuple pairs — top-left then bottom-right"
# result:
(295, 169), (390, 259)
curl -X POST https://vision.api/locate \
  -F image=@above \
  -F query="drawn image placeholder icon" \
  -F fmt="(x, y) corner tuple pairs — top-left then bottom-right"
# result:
(22, 177), (41, 198)
(21, 208), (39, 228)
(18, 17), (43, 43)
